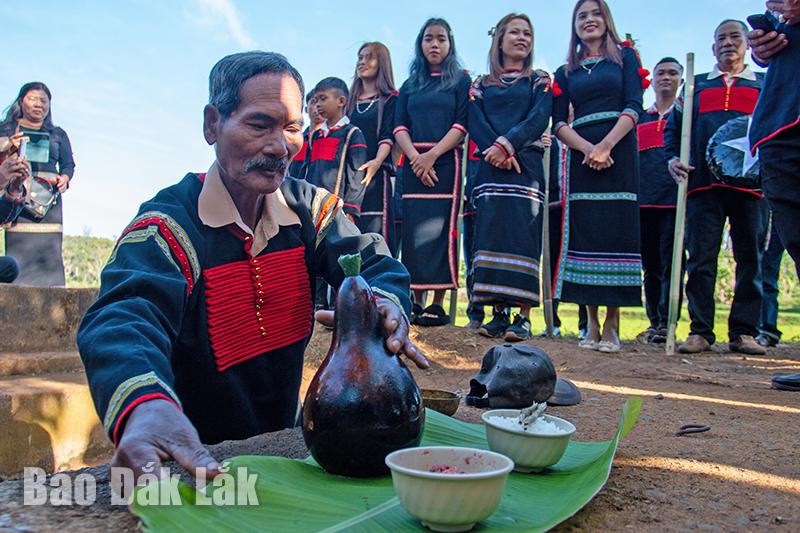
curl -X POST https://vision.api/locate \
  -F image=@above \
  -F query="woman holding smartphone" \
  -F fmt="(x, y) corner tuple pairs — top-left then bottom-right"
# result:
(552, 0), (645, 352)
(0, 82), (75, 286)
(394, 18), (471, 326)
(347, 42), (399, 255)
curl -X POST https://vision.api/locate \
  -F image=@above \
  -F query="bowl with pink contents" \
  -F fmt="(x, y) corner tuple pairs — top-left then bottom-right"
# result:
(385, 446), (513, 532)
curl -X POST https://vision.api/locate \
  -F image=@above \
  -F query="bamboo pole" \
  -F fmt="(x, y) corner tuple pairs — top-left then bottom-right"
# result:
(666, 53), (695, 355)
(449, 136), (469, 323)
(541, 129), (555, 338)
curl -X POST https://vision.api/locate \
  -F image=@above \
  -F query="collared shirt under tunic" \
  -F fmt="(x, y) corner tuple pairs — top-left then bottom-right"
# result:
(77, 166), (410, 446)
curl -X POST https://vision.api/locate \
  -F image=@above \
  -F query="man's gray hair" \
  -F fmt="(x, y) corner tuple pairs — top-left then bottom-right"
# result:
(209, 51), (305, 119)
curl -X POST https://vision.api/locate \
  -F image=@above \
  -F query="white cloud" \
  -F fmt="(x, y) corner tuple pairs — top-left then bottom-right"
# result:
(193, 0), (255, 49)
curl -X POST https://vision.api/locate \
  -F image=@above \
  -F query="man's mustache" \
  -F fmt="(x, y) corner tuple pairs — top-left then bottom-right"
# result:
(243, 155), (288, 175)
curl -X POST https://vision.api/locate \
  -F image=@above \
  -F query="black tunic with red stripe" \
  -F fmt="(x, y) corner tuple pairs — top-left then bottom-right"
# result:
(350, 93), (398, 253)
(288, 127), (313, 179)
(638, 106), (677, 207)
(394, 71), (471, 289)
(306, 123), (368, 217)
(77, 174), (410, 445)
(751, 22), (800, 152)
(665, 72), (764, 197)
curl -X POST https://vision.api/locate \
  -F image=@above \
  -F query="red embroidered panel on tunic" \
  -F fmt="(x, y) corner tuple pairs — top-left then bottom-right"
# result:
(204, 246), (312, 372)
(698, 87), (759, 115)
(310, 137), (341, 162)
(294, 141), (308, 162)
(637, 121), (666, 151)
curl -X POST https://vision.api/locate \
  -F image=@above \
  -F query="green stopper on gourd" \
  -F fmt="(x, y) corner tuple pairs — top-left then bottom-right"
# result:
(338, 253), (362, 277)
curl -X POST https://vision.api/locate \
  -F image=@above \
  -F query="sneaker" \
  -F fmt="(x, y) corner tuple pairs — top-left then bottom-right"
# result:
(651, 327), (668, 344)
(637, 328), (658, 344)
(678, 334), (711, 354)
(756, 333), (779, 348)
(578, 328), (588, 341)
(539, 327), (561, 338)
(729, 335), (767, 355)
(465, 319), (483, 331)
(478, 310), (510, 338)
(504, 315), (532, 342)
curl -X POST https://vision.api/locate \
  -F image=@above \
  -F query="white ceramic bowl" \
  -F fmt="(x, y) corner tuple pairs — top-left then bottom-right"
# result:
(482, 409), (576, 473)
(385, 446), (514, 532)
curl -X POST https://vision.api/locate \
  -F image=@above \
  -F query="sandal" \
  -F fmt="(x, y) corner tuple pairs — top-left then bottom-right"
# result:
(578, 338), (598, 350)
(415, 304), (451, 327)
(597, 340), (621, 353)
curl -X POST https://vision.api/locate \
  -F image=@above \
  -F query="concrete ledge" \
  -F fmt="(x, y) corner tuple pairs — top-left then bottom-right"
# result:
(0, 351), (84, 377)
(0, 372), (112, 479)
(0, 285), (98, 353)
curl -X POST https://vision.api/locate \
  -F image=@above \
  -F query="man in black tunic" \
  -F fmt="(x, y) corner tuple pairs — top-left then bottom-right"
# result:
(667, 20), (767, 355)
(748, 0), (800, 390)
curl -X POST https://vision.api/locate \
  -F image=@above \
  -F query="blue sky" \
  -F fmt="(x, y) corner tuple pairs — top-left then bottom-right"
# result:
(0, 0), (766, 238)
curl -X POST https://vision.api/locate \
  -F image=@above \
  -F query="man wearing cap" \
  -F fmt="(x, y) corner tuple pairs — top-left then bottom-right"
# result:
(666, 19), (767, 356)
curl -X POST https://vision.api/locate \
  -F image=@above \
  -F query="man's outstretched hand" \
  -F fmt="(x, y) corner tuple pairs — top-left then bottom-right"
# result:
(315, 298), (429, 369)
(111, 399), (221, 494)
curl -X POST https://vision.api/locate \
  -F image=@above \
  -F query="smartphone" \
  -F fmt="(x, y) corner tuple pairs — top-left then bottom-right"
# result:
(747, 13), (778, 33)
(17, 138), (27, 159)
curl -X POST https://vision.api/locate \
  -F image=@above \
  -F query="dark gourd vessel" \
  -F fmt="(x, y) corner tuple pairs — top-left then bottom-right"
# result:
(302, 255), (424, 477)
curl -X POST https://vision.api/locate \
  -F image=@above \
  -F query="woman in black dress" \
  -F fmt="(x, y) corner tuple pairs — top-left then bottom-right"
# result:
(552, 0), (646, 352)
(468, 13), (552, 341)
(347, 42), (399, 255)
(0, 82), (75, 286)
(394, 18), (471, 326)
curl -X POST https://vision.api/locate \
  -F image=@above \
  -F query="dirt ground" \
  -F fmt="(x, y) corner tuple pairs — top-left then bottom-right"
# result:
(1, 324), (799, 532)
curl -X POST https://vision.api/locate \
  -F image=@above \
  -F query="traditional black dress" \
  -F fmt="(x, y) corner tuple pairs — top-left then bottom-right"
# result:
(552, 46), (644, 307)
(468, 70), (552, 306)
(350, 93), (397, 254)
(1, 124), (74, 286)
(394, 71), (471, 290)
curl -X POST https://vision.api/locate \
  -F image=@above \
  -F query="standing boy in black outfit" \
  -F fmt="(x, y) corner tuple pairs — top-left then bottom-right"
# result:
(305, 78), (368, 309)
(306, 77), (367, 221)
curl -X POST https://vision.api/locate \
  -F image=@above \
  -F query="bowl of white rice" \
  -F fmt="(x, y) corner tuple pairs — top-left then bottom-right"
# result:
(481, 409), (576, 473)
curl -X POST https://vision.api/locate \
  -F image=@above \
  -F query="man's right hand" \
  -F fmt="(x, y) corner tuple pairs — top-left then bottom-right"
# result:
(748, 29), (789, 64)
(0, 156), (29, 190)
(668, 158), (694, 184)
(111, 399), (221, 493)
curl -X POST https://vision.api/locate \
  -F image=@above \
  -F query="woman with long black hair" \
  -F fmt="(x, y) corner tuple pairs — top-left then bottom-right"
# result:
(394, 18), (471, 326)
(0, 82), (74, 286)
(468, 13), (552, 341)
(552, 0), (646, 352)
(347, 42), (399, 255)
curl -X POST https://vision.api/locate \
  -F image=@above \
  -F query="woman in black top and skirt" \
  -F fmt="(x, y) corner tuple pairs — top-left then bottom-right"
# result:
(468, 13), (552, 341)
(0, 82), (74, 286)
(347, 42), (399, 256)
(394, 18), (471, 326)
(552, 0), (646, 352)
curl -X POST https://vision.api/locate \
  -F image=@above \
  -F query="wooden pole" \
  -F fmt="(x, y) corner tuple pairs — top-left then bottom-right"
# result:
(666, 53), (695, 355)
(541, 130), (555, 338)
(449, 136), (469, 324)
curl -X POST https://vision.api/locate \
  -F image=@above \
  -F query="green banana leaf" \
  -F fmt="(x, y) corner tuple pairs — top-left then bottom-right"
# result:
(132, 397), (641, 532)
